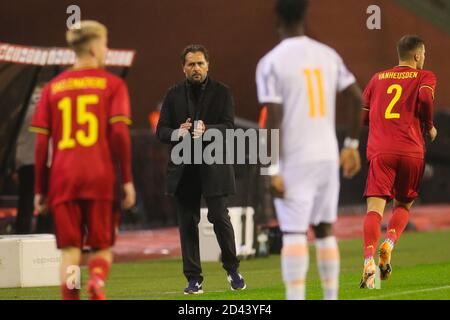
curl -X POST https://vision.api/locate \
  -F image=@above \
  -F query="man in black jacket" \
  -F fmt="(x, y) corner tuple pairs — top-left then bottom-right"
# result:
(156, 44), (246, 294)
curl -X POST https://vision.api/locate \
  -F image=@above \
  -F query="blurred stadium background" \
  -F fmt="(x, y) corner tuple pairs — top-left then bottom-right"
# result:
(0, 0), (449, 273)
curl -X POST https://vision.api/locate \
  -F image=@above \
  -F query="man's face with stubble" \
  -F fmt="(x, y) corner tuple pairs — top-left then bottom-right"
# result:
(183, 51), (209, 84)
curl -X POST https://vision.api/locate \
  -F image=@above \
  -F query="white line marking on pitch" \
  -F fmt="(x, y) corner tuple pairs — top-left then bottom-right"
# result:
(162, 290), (226, 295)
(357, 285), (450, 300)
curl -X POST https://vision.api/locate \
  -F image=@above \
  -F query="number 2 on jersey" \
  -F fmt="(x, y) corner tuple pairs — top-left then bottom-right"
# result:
(385, 84), (402, 119)
(303, 69), (325, 118)
(57, 94), (99, 150)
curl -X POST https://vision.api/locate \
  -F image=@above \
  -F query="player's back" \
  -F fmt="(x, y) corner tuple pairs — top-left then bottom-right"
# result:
(363, 66), (436, 160)
(256, 36), (355, 167)
(35, 68), (127, 205)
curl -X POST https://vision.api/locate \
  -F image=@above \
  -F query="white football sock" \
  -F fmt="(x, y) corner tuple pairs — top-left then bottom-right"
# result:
(384, 238), (395, 250)
(315, 236), (340, 300)
(282, 234), (309, 300)
(364, 256), (375, 265)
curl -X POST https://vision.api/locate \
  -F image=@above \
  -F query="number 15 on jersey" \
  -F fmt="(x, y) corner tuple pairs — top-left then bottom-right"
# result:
(57, 94), (99, 150)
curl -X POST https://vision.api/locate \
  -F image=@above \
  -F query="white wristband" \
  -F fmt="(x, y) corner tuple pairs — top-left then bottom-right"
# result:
(344, 137), (359, 149)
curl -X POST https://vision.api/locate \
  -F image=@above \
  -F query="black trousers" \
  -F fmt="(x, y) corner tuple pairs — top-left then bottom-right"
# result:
(15, 165), (35, 234)
(175, 165), (239, 282)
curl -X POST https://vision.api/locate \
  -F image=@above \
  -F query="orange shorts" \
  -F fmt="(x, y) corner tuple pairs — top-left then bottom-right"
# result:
(51, 200), (120, 250)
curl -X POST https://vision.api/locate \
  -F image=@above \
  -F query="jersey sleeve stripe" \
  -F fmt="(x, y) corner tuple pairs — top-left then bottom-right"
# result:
(29, 126), (49, 135)
(109, 115), (132, 125)
(419, 85), (435, 98)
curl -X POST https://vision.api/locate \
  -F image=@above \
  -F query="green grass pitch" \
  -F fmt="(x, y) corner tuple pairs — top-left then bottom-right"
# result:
(1, 230), (450, 300)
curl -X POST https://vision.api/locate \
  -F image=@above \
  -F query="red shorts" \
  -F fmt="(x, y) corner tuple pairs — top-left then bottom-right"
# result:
(51, 200), (120, 250)
(364, 154), (425, 203)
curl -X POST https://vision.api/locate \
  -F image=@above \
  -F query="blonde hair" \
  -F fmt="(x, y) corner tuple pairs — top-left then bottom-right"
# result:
(66, 20), (107, 55)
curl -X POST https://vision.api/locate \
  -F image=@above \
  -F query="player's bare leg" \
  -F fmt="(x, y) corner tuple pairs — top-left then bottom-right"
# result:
(379, 199), (414, 280)
(60, 247), (82, 300)
(366, 197), (387, 214)
(312, 223), (340, 300)
(87, 248), (113, 300)
(360, 197), (386, 289)
(91, 248), (113, 264)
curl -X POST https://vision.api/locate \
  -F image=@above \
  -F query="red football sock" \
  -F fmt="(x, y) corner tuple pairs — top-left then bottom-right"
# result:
(363, 211), (382, 259)
(61, 285), (80, 300)
(88, 257), (110, 282)
(386, 206), (409, 244)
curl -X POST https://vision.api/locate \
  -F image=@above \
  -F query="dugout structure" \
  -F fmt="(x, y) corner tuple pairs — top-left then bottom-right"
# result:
(0, 42), (136, 192)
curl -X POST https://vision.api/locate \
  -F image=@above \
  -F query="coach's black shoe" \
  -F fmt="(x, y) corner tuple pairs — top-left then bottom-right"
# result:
(227, 271), (246, 291)
(184, 279), (204, 295)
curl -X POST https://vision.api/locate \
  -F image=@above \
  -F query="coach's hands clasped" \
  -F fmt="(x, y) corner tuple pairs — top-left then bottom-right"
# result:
(177, 118), (206, 139)
(178, 118), (192, 139)
(340, 148), (361, 179)
(192, 120), (205, 139)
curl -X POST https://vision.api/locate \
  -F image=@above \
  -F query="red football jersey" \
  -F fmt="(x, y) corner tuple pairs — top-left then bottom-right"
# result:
(31, 68), (131, 206)
(363, 66), (436, 160)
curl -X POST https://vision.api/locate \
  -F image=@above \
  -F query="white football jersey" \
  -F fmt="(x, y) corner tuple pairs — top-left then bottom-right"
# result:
(256, 36), (355, 168)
